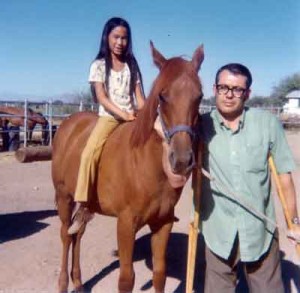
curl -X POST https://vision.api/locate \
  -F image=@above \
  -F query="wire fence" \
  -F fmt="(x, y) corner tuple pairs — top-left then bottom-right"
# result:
(0, 100), (97, 151)
(0, 99), (299, 151)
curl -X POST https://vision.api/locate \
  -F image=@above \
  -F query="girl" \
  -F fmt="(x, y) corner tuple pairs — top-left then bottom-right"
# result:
(68, 17), (145, 234)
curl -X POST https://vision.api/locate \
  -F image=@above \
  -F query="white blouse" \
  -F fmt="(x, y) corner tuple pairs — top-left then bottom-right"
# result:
(89, 59), (139, 117)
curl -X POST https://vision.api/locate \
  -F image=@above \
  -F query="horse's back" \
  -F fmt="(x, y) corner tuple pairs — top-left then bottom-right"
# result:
(52, 112), (98, 192)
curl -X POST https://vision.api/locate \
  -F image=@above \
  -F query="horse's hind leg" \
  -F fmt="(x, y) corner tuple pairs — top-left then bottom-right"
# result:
(70, 225), (86, 292)
(117, 213), (136, 293)
(150, 222), (173, 293)
(57, 193), (74, 293)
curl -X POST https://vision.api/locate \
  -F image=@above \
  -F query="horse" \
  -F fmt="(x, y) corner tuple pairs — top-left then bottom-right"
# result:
(52, 42), (204, 293)
(0, 106), (49, 145)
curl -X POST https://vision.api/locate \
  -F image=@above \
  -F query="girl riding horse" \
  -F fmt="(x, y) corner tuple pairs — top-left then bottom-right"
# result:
(52, 42), (204, 293)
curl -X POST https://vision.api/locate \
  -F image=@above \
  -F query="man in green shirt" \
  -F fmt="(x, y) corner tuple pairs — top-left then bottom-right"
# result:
(200, 63), (299, 292)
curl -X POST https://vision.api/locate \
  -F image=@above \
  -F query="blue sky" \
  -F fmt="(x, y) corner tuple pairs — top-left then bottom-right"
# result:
(1, 0), (299, 101)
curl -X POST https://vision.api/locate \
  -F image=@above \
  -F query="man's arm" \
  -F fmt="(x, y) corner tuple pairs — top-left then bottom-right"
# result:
(278, 172), (298, 220)
(278, 172), (300, 244)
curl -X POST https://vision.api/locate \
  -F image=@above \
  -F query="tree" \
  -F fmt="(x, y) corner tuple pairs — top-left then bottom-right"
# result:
(69, 89), (94, 104)
(52, 99), (64, 105)
(271, 73), (300, 103)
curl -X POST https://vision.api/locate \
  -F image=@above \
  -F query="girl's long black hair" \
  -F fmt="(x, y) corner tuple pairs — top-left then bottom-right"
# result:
(93, 17), (144, 100)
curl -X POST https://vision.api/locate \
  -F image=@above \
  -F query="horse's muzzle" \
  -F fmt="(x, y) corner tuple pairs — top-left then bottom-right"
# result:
(169, 149), (195, 175)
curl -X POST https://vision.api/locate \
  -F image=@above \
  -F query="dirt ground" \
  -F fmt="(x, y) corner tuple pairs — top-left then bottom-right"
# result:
(0, 130), (300, 293)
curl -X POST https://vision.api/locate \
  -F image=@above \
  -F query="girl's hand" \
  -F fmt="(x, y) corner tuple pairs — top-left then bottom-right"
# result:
(124, 112), (136, 121)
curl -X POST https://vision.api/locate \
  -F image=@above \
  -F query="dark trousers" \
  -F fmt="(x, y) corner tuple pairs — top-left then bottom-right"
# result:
(204, 234), (284, 293)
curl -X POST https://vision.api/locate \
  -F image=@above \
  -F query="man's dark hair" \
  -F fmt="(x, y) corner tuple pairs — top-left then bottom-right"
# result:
(215, 63), (252, 89)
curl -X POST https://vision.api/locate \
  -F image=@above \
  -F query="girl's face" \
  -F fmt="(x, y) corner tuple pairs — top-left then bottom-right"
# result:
(108, 26), (128, 57)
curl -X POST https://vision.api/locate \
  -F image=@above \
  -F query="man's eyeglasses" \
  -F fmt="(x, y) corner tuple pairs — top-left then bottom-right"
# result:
(216, 84), (247, 98)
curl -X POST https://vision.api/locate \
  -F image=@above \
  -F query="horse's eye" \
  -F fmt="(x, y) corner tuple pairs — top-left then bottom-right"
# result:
(159, 94), (166, 102)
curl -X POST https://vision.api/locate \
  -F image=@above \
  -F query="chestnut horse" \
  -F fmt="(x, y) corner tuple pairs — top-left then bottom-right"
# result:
(0, 106), (49, 144)
(52, 42), (204, 293)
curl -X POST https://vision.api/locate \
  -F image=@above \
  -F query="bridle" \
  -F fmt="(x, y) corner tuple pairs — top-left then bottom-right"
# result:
(157, 103), (196, 144)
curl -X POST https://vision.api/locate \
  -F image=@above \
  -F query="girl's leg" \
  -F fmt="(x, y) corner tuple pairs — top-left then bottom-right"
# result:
(68, 116), (120, 234)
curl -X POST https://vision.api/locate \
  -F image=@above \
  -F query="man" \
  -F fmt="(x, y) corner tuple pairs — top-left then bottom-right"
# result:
(200, 63), (299, 292)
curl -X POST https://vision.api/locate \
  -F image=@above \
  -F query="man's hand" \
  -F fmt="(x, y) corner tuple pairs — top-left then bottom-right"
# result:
(287, 224), (300, 245)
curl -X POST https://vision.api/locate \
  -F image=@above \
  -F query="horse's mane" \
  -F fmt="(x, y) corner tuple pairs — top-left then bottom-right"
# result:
(130, 79), (159, 148)
(130, 57), (198, 148)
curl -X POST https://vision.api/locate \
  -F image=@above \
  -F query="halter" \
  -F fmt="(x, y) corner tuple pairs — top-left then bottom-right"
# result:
(157, 104), (196, 144)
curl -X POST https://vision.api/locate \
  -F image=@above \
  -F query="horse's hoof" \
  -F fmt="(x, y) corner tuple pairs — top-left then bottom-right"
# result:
(111, 249), (119, 257)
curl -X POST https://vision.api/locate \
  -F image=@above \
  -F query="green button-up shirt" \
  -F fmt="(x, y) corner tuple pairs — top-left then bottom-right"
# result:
(200, 107), (296, 261)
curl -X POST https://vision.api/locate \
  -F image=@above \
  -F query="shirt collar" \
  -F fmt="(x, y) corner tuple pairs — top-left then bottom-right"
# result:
(212, 108), (247, 131)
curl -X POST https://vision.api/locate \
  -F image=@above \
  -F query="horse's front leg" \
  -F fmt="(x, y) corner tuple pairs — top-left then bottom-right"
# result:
(117, 212), (136, 293)
(149, 221), (173, 293)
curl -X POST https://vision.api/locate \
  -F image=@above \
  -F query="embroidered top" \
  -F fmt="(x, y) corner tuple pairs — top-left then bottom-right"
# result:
(88, 59), (140, 117)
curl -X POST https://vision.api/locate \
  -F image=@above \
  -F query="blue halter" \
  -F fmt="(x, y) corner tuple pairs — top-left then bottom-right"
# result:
(157, 105), (196, 144)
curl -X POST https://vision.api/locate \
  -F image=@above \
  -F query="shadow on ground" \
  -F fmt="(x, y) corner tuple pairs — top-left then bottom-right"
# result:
(0, 209), (57, 244)
(81, 232), (300, 293)
(82, 232), (199, 292)
(281, 251), (300, 293)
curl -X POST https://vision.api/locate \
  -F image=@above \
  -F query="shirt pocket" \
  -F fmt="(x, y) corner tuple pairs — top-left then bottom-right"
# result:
(242, 141), (268, 173)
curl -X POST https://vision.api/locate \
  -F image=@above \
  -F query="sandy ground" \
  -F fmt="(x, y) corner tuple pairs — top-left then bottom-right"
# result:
(0, 130), (300, 293)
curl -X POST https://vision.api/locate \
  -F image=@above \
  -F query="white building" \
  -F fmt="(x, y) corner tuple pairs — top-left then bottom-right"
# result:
(283, 90), (300, 115)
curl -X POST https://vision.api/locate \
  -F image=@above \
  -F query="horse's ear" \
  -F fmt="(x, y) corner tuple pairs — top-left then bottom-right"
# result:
(150, 41), (166, 70)
(191, 44), (204, 73)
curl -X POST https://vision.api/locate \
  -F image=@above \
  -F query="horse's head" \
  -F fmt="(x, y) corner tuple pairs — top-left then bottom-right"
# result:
(27, 111), (49, 144)
(30, 111), (49, 126)
(151, 42), (204, 176)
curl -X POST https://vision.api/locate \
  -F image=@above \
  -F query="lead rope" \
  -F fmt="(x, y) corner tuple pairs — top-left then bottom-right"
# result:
(199, 167), (288, 235)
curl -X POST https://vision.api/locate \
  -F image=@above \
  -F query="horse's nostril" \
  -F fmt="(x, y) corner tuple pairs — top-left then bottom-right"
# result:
(169, 151), (175, 167)
(188, 152), (194, 166)
(188, 151), (195, 171)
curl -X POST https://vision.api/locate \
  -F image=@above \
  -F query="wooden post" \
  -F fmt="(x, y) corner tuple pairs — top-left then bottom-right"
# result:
(186, 142), (203, 293)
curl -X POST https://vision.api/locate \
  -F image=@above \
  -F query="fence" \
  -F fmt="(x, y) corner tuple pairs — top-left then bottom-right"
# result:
(0, 99), (299, 151)
(0, 99), (98, 151)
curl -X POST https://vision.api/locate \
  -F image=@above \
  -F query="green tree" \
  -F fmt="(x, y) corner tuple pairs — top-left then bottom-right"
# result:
(271, 73), (300, 103)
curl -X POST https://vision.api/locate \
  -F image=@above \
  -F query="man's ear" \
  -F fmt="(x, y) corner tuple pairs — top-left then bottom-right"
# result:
(243, 89), (251, 102)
